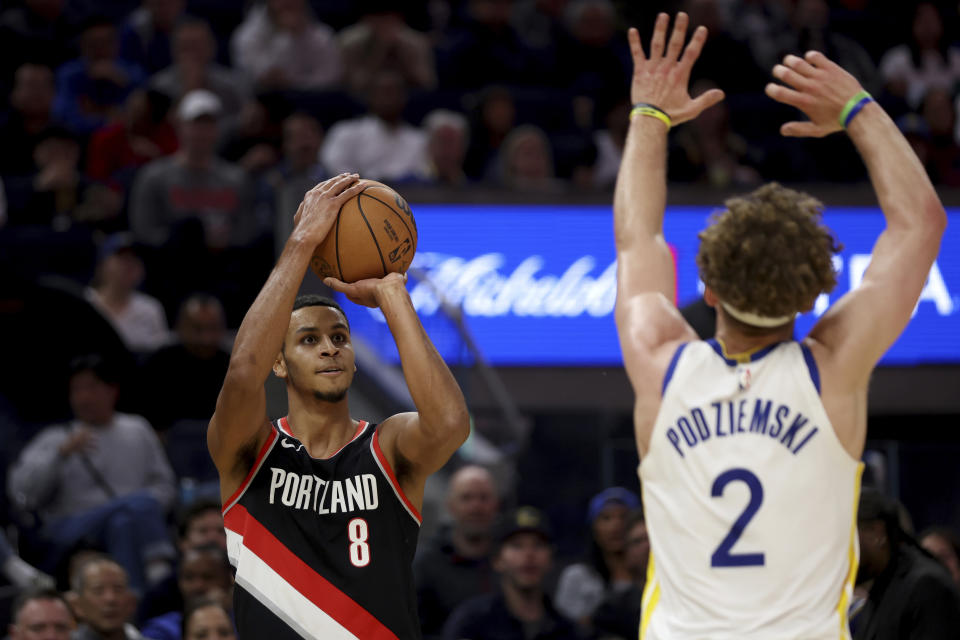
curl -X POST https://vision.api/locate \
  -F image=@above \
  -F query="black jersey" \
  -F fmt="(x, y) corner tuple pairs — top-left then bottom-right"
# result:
(223, 417), (422, 639)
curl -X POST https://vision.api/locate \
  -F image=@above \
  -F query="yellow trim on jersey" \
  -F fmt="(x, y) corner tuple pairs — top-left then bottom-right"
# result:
(640, 551), (660, 639)
(714, 337), (767, 364)
(836, 463), (864, 639)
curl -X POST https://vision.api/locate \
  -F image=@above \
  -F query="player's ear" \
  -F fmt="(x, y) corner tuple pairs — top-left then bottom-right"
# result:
(273, 352), (288, 379)
(703, 287), (719, 308)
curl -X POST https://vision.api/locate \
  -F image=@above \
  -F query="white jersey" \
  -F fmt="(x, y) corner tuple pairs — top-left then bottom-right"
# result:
(639, 339), (862, 640)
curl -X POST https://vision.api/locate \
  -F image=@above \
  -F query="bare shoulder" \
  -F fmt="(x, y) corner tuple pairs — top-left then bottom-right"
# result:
(616, 292), (698, 393)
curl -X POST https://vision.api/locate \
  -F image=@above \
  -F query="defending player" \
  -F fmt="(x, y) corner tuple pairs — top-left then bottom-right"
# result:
(208, 173), (470, 638)
(614, 13), (946, 639)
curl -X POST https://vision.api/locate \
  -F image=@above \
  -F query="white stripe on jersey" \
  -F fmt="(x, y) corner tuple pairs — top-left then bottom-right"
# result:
(226, 528), (360, 640)
(640, 340), (861, 639)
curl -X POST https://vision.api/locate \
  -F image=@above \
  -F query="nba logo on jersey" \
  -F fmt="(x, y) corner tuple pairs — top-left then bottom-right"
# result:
(737, 366), (752, 392)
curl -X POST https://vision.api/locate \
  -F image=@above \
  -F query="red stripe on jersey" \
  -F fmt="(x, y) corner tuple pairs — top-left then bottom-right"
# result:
(371, 430), (422, 523)
(222, 429), (278, 515)
(224, 505), (399, 640)
(278, 416), (294, 436)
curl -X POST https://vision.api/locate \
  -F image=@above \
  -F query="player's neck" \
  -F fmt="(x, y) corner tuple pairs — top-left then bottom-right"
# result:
(285, 396), (358, 458)
(713, 315), (794, 357)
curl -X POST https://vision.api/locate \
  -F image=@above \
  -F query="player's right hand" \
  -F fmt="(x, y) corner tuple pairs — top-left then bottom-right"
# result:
(765, 51), (865, 138)
(292, 173), (366, 246)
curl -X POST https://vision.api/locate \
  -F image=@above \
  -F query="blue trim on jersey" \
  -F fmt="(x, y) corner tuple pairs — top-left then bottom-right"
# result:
(661, 343), (688, 396)
(800, 342), (821, 394)
(706, 338), (784, 366)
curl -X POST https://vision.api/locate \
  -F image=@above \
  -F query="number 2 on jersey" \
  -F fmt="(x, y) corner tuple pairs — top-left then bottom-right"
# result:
(710, 468), (765, 568)
(348, 518), (370, 567)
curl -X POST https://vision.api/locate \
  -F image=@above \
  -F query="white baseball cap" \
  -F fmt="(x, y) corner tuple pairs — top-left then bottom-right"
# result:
(178, 89), (222, 121)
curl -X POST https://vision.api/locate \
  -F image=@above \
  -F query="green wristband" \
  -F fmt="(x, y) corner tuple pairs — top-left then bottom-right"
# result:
(839, 90), (872, 128)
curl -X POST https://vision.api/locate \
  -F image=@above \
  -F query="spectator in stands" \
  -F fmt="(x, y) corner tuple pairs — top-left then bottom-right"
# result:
(321, 70), (427, 181)
(119, 0), (185, 75)
(415, 464), (500, 639)
(0, 0), (77, 85)
(138, 500), (226, 623)
(86, 88), (178, 193)
(8, 587), (75, 640)
(130, 89), (256, 251)
(495, 125), (564, 192)
(921, 87), (960, 187)
(0, 63), (58, 177)
(853, 488), (960, 639)
(150, 18), (249, 125)
(436, 0), (538, 89)
(669, 80), (763, 188)
(140, 545), (233, 640)
(135, 293), (228, 432)
(7, 355), (177, 594)
(879, 2), (960, 110)
(53, 16), (145, 137)
(464, 86), (516, 180)
(219, 95), (283, 177)
(555, 487), (640, 632)
(591, 509), (648, 640)
(556, 0), (629, 117)
(230, 0), (341, 91)
(920, 527), (960, 587)
(86, 233), (169, 354)
(338, 3), (436, 98)
(592, 98), (628, 189)
(417, 109), (470, 187)
(181, 598), (235, 640)
(265, 111), (327, 257)
(70, 556), (145, 640)
(442, 506), (579, 640)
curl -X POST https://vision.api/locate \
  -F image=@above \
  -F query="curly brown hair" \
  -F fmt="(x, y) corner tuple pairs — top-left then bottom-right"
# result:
(696, 183), (842, 319)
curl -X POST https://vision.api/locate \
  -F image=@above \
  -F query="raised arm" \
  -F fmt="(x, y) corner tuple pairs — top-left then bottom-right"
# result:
(208, 174), (365, 495)
(325, 274), (470, 487)
(765, 52), (947, 389)
(613, 13), (723, 397)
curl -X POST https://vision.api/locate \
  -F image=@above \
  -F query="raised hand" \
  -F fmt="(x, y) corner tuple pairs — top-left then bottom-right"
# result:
(291, 173), (366, 246)
(323, 271), (407, 308)
(628, 12), (725, 126)
(765, 51), (865, 138)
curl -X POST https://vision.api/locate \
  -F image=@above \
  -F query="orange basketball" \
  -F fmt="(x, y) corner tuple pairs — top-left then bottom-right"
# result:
(310, 180), (418, 283)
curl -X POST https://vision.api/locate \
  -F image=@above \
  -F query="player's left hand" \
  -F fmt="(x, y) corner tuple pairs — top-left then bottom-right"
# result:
(628, 12), (725, 126)
(323, 271), (408, 308)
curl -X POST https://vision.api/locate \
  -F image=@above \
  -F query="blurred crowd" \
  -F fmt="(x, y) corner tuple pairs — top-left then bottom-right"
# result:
(2, 0), (960, 638)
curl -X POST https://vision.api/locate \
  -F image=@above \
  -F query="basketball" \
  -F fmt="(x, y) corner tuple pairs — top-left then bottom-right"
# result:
(310, 180), (418, 283)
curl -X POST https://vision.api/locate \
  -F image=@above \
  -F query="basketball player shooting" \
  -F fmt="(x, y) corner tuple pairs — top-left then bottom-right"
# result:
(208, 173), (470, 638)
(614, 12), (946, 639)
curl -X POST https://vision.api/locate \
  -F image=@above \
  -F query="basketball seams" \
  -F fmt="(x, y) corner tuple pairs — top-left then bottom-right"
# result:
(356, 194), (388, 278)
(361, 191), (417, 240)
(334, 203), (344, 281)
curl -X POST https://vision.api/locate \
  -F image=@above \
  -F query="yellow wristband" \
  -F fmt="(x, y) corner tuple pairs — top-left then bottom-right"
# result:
(630, 104), (671, 130)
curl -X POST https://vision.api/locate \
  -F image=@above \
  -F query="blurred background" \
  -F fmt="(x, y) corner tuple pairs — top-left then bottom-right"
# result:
(0, 0), (958, 635)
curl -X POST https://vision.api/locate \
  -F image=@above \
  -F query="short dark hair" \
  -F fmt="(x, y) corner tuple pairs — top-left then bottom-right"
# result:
(292, 294), (349, 328)
(177, 498), (222, 540)
(11, 587), (74, 624)
(68, 354), (119, 385)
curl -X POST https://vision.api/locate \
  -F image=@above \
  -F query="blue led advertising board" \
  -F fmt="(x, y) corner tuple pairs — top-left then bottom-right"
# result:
(335, 204), (960, 366)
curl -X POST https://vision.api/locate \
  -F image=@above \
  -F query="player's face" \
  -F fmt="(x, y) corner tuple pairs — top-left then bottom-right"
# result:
(592, 503), (629, 553)
(495, 533), (552, 591)
(10, 598), (74, 640)
(184, 605), (235, 640)
(280, 306), (355, 402)
(183, 509), (227, 551)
